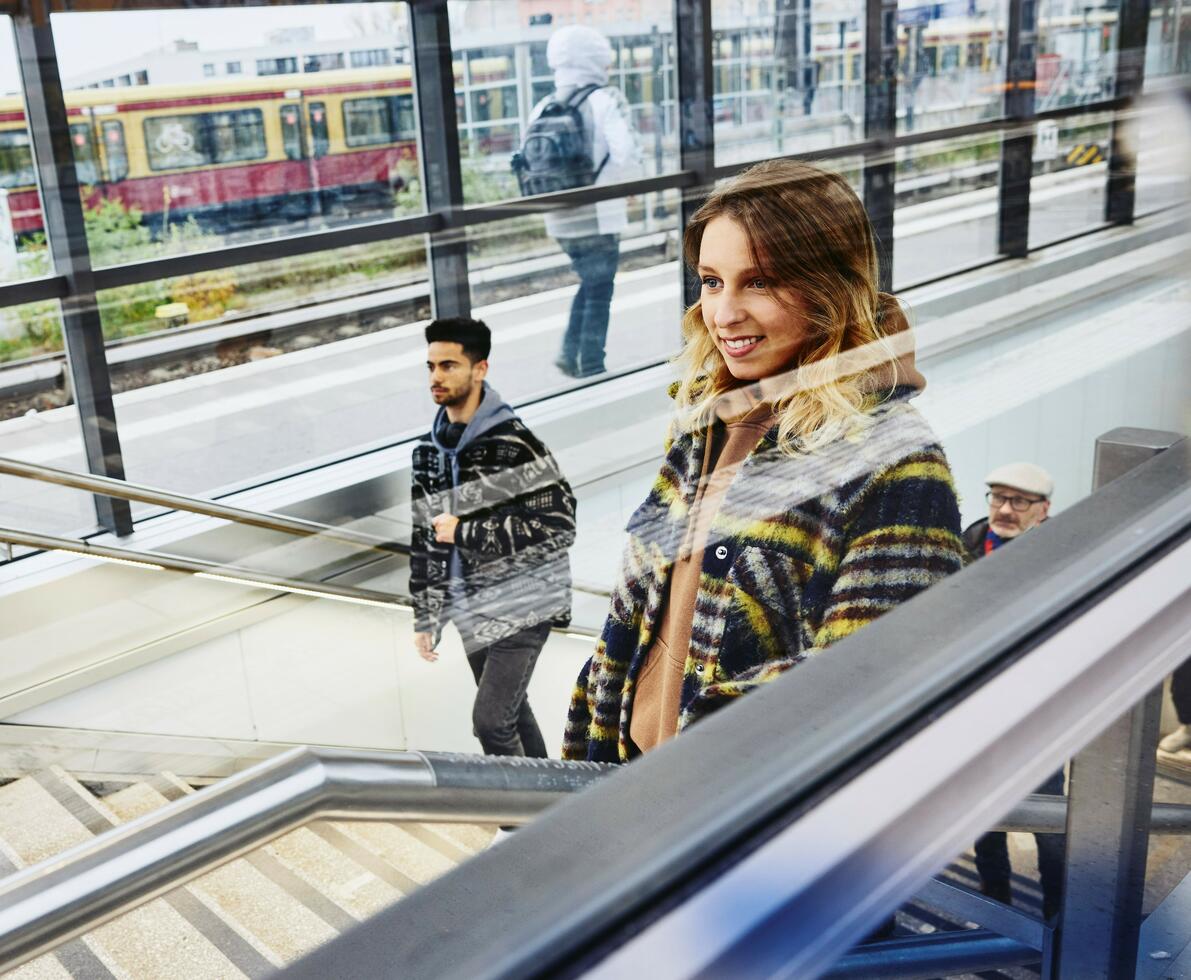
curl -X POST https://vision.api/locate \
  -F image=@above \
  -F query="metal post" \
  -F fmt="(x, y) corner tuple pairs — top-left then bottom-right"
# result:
(997, 0), (1038, 259)
(1054, 428), (1184, 980)
(676, 0), (715, 309)
(410, 0), (470, 320)
(1105, 0), (1153, 225)
(13, 1), (132, 536)
(862, 0), (898, 291)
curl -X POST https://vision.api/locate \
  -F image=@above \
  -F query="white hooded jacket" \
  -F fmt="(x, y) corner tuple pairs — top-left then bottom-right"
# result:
(528, 26), (644, 238)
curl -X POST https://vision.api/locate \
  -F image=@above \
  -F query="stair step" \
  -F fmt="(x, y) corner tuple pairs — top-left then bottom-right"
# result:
(328, 821), (462, 885)
(0, 772), (245, 979)
(155, 771), (406, 924)
(429, 822), (497, 855)
(101, 780), (340, 966)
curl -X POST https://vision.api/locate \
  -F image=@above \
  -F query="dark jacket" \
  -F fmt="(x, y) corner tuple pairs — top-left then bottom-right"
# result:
(410, 385), (577, 646)
(563, 394), (965, 763)
(962, 517), (990, 565)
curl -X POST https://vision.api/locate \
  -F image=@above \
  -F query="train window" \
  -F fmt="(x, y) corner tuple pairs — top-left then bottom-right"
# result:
(343, 95), (416, 147)
(69, 122), (100, 185)
(209, 109), (267, 164)
(0, 130), (35, 189)
(281, 104), (304, 161)
(257, 57), (298, 76)
(344, 97), (392, 147)
(309, 102), (329, 158)
(101, 121), (128, 182)
(145, 115), (208, 170)
(304, 52), (345, 73)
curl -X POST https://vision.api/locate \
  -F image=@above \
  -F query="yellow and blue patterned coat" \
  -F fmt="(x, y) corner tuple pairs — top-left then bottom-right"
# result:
(562, 392), (964, 763)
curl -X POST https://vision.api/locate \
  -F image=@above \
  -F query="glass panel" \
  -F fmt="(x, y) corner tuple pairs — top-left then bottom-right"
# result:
(896, 0), (1010, 135)
(92, 235), (426, 500)
(713, 1), (865, 167)
(450, 1), (679, 205)
(1029, 109), (1113, 249)
(49, 5), (421, 267)
(1035, 0), (1120, 112)
(893, 132), (1002, 288)
(0, 300), (96, 533)
(1136, 93), (1191, 217)
(464, 189), (681, 389)
(0, 16), (50, 287)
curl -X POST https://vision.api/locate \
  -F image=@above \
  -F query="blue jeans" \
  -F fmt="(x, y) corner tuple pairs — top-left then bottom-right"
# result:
(557, 234), (620, 377)
(974, 767), (1066, 918)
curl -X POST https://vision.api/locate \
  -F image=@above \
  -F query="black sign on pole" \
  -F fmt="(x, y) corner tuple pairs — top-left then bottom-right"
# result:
(13, 1), (132, 536)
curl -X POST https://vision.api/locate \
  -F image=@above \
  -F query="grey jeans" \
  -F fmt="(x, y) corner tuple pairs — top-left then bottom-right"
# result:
(463, 622), (551, 758)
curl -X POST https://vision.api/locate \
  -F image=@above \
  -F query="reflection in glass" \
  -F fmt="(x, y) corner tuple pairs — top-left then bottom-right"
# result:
(1034, 0), (1120, 112)
(46, 6), (420, 267)
(896, 0), (1010, 135)
(712, 0), (865, 166)
(893, 134), (1001, 288)
(1029, 110), (1113, 249)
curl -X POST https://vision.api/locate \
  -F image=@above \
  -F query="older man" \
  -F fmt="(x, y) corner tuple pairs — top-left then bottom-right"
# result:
(963, 462), (1064, 919)
(962, 461), (1053, 561)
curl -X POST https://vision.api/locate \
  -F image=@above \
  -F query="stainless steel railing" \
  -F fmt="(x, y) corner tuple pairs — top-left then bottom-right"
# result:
(0, 747), (615, 972)
(0, 456), (404, 555)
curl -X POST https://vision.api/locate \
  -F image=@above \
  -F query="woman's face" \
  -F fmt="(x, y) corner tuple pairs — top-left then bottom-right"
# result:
(698, 215), (810, 383)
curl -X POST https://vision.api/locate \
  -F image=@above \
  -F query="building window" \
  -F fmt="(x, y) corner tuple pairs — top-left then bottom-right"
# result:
(256, 57), (298, 76)
(203, 63), (215, 77)
(350, 48), (391, 68)
(303, 52), (345, 72)
(226, 61), (242, 75)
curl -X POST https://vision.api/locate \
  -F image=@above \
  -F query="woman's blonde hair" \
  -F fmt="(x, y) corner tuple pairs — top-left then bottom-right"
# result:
(675, 158), (905, 453)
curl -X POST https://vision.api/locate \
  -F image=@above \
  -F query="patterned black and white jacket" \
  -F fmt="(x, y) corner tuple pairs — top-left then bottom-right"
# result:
(409, 385), (577, 646)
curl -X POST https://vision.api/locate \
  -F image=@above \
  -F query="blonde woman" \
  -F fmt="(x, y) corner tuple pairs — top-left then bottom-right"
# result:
(563, 159), (965, 763)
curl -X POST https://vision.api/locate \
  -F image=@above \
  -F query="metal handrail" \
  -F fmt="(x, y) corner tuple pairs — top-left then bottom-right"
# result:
(0, 747), (614, 972)
(0, 525), (406, 609)
(0, 456), (406, 556)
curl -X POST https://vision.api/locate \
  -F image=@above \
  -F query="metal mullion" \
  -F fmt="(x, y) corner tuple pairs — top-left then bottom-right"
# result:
(1105, 0), (1153, 225)
(862, 0), (897, 292)
(409, 0), (469, 320)
(997, 0), (1038, 259)
(13, 1), (131, 536)
(0, 275), (68, 308)
(461, 171), (696, 225)
(675, 0), (715, 308)
(91, 213), (440, 292)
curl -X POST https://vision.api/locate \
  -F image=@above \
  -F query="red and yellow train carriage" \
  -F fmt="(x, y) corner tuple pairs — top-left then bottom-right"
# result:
(0, 66), (418, 238)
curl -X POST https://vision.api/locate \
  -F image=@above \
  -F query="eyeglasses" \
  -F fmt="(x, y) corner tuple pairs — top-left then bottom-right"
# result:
(986, 491), (1045, 512)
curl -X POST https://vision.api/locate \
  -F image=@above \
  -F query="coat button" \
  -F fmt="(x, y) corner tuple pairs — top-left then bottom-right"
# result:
(714, 545), (728, 560)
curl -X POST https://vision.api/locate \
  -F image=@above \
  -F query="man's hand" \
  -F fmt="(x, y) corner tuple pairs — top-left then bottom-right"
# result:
(432, 512), (460, 544)
(414, 632), (438, 662)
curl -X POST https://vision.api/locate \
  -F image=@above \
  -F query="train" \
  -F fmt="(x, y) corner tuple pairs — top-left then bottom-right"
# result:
(0, 66), (419, 238)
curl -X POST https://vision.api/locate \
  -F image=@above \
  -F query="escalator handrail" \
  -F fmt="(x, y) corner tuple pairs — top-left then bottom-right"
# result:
(274, 436), (1191, 980)
(0, 746), (614, 972)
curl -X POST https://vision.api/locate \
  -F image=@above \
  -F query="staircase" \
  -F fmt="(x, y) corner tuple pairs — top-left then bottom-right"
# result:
(0, 767), (495, 978)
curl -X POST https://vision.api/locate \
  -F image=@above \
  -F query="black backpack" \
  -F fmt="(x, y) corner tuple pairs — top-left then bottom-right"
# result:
(511, 84), (610, 197)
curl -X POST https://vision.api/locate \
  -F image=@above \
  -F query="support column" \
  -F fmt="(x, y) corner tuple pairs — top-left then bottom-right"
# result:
(13, 0), (131, 535)
(997, 0), (1038, 259)
(410, 0), (470, 320)
(862, 0), (898, 291)
(1105, 0), (1153, 225)
(1054, 428), (1184, 979)
(676, 0), (715, 309)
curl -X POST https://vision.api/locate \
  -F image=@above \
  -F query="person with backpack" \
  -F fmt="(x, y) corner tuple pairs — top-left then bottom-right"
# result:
(514, 25), (643, 379)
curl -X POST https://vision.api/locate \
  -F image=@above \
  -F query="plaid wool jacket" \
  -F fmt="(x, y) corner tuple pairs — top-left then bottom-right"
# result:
(562, 393), (964, 763)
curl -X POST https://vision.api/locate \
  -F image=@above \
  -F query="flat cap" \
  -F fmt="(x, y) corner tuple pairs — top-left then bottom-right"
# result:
(985, 461), (1054, 498)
